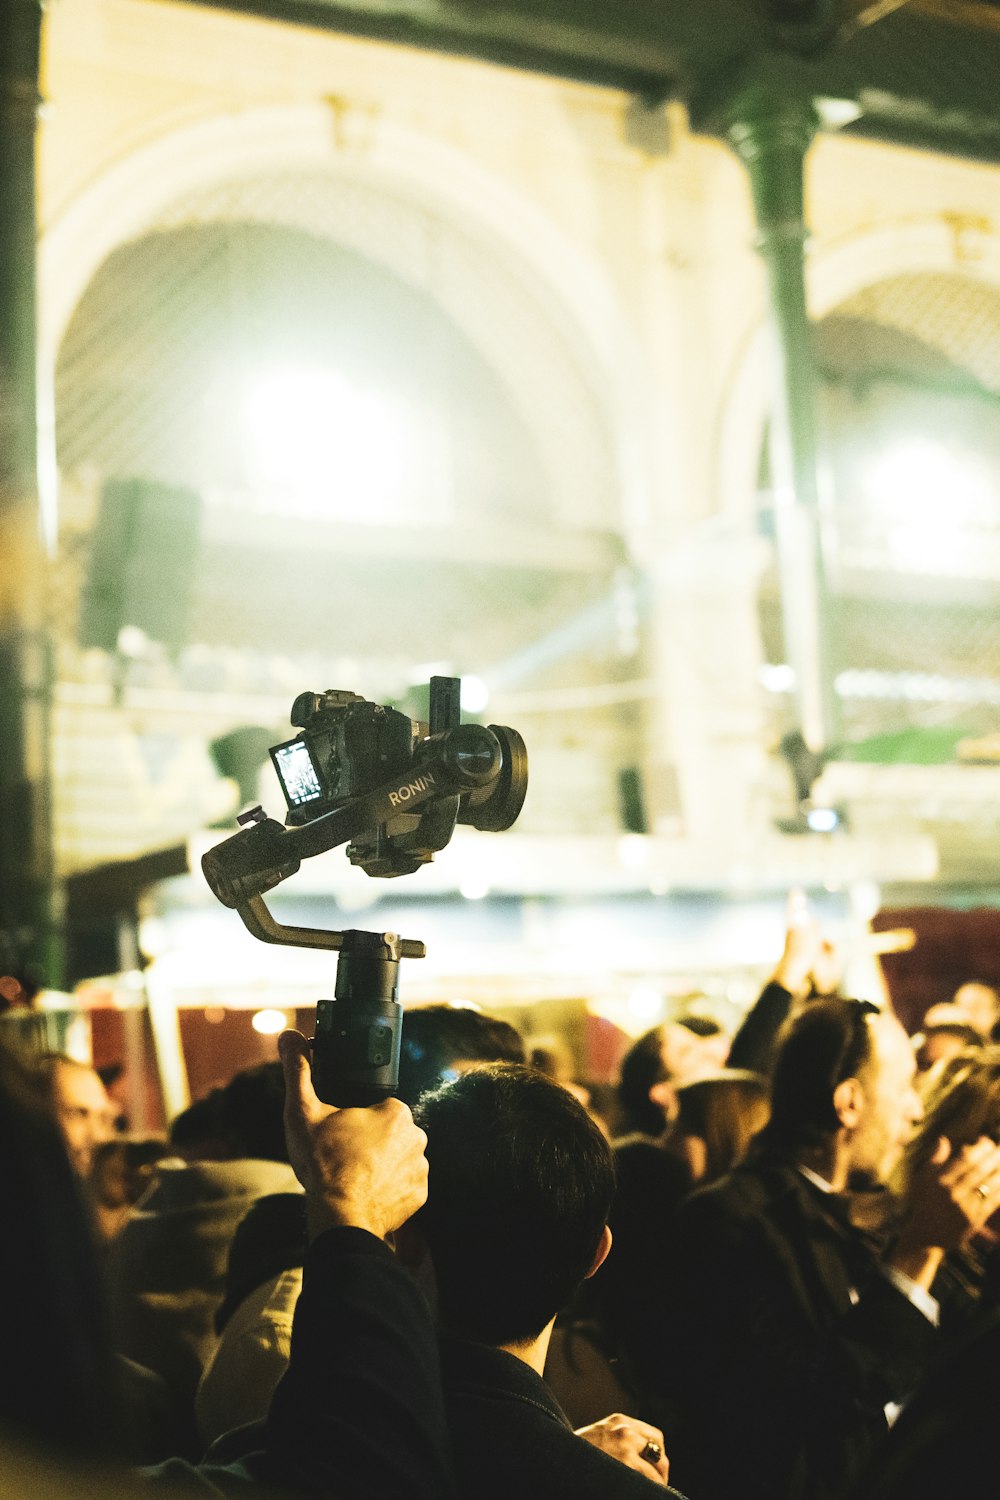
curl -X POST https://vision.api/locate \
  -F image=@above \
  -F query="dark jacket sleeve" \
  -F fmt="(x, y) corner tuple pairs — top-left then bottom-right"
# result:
(144, 1227), (455, 1500)
(727, 981), (794, 1075)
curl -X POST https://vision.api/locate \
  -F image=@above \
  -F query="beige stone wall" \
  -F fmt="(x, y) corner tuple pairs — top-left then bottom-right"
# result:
(36, 0), (1000, 871)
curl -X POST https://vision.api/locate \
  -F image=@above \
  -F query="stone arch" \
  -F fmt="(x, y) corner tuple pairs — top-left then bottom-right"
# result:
(714, 215), (1000, 520)
(39, 101), (656, 546)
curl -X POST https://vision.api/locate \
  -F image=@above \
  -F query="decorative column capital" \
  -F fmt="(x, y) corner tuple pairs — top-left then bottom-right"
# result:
(725, 82), (820, 248)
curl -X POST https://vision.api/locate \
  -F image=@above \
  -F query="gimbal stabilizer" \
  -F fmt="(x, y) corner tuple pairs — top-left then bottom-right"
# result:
(202, 682), (526, 1105)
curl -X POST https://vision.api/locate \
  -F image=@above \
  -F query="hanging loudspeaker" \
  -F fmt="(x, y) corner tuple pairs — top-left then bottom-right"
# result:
(79, 477), (201, 654)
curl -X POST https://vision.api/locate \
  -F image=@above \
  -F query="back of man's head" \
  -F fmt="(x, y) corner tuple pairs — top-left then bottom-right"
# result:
(617, 1026), (669, 1136)
(762, 997), (877, 1154)
(415, 1063), (615, 1346)
(398, 1004), (526, 1107)
(169, 1062), (287, 1162)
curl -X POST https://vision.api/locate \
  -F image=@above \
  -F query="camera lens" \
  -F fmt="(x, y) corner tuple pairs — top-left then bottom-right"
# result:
(441, 723), (501, 786)
(459, 725), (528, 832)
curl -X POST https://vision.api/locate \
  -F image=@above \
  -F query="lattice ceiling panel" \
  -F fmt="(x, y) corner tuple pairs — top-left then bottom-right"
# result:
(830, 270), (1000, 393)
(761, 267), (1000, 752)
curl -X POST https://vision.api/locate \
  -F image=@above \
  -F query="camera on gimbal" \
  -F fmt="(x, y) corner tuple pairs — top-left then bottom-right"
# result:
(268, 678), (526, 877)
(202, 675), (527, 1106)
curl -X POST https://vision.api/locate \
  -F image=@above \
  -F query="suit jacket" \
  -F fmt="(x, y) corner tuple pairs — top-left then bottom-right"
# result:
(856, 1302), (1000, 1500)
(439, 1336), (684, 1500)
(656, 1149), (939, 1500)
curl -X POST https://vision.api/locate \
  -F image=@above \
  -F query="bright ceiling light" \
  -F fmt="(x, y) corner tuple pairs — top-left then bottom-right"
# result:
(861, 438), (996, 573)
(240, 366), (420, 519)
(862, 438), (992, 516)
(805, 806), (841, 834)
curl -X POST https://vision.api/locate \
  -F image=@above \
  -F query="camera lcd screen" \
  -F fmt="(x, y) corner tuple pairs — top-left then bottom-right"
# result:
(271, 739), (324, 808)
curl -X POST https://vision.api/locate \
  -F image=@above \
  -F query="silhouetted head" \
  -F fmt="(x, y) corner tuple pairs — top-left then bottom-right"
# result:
(170, 1061), (287, 1162)
(762, 999), (921, 1184)
(0, 1042), (121, 1457)
(398, 1003), (525, 1107)
(415, 1063), (615, 1345)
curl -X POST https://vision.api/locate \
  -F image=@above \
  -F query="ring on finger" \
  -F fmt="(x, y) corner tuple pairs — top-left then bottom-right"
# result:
(639, 1441), (662, 1466)
(976, 1183), (991, 1200)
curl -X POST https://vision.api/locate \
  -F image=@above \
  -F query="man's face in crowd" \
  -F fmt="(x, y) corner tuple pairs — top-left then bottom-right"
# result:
(51, 1061), (118, 1177)
(953, 982), (1000, 1038)
(660, 1024), (716, 1087)
(649, 1023), (727, 1124)
(917, 1028), (973, 1074)
(851, 1013), (923, 1184)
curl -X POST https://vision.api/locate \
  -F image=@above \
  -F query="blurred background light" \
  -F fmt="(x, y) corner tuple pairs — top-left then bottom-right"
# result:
(860, 437), (996, 573)
(251, 1007), (291, 1035)
(805, 806), (842, 833)
(861, 438), (993, 520)
(459, 675), (490, 714)
(617, 833), (650, 869)
(137, 917), (169, 960)
(239, 365), (422, 519)
(627, 984), (664, 1025)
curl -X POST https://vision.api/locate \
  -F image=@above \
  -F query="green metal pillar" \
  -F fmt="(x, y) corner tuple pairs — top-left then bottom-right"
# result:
(727, 82), (836, 754)
(0, 0), (62, 987)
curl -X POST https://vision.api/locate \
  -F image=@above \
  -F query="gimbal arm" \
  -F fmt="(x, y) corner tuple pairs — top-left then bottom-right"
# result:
(237, 892), (426, 960)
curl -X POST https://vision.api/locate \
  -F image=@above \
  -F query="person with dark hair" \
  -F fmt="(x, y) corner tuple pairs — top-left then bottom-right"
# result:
(666, 1068), (770, 1184)
(0, 1031), (455, 1500)
(0, 1042), (124, 1461)
(190, 1006), (525, 1447)
(653, 998), (1000, 1500)
(616, 1027), (673, 1137)
(554, 1070), (768, 1428)
(855, 1050), (1000, 1500)
(616, 1016), (729, 1139)
(397, 1001), (526, 1106)
(888, 1046), (1000, 1325)
(411, 1063), (681, 1497)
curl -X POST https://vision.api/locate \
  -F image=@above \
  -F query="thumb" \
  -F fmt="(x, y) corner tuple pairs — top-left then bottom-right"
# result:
(278, 1029), (325, 1131)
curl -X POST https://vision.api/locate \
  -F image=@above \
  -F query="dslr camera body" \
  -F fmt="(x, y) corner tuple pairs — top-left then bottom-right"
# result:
(269, 678), (526, 877)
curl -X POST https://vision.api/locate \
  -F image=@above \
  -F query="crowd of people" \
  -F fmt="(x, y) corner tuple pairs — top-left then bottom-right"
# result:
(3, 905), (1000, 1500)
